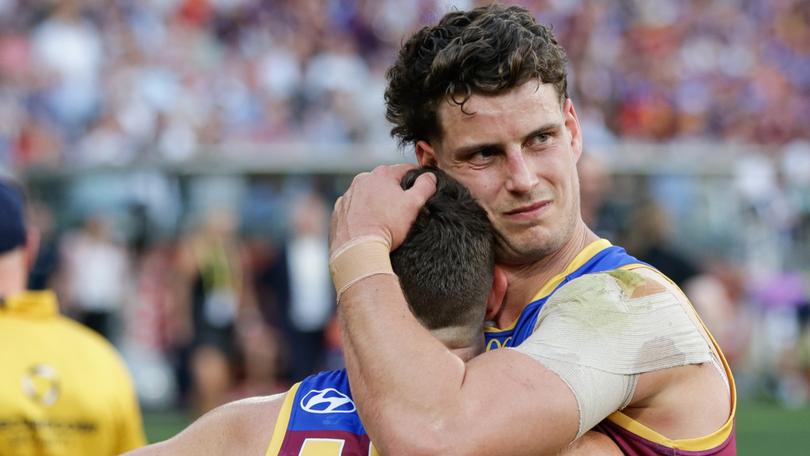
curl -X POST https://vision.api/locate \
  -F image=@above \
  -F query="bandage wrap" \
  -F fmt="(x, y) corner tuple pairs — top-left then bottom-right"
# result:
(513, 270), (714, 437)
(329, 236), (396, 302)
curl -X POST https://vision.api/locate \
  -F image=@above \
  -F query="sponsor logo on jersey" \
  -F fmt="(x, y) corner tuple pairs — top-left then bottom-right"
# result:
(486, 335), (512, 351)
(21, 364), (60, 407)
(300, 388), (356, 414)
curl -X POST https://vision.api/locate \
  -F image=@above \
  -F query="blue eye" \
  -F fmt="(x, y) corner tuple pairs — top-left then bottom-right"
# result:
(528, 133), (550, 145)
(467, 147), (499, 166)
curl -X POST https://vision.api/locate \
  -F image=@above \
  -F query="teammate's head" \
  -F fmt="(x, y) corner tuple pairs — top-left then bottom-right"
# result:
(391, 167), (499, 348)
(385, 4), (568, 147)
(0, 178), (36, 296)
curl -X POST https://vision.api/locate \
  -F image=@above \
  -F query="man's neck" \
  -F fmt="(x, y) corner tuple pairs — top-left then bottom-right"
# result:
(437, 331), (484, 362)
(450, 345), (483, 362)
(0, 252), (26, 298)
(496, 223), (599, 326)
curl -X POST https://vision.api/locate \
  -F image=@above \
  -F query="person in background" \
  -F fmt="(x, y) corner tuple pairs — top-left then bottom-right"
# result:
(622, 199), (700, 288)
(257, 191), (334, 382)
(59, 212), (131, 342)
(0, 178), (145, 455)
(172, 207), (248, 416)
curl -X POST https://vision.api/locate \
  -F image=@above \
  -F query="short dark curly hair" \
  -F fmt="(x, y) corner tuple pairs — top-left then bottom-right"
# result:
(385, 4), (569, 146)
(391, 167), (494, 333)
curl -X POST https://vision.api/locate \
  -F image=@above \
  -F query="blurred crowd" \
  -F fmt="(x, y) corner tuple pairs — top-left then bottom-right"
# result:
(2, 0), (810, 417)
(27, 186), (343, 416)
(1, 0), (810, 170)
(15, 151), (809, 416)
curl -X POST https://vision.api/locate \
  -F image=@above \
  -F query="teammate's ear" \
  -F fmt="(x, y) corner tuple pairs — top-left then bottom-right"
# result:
(415, 141), (438, 167)
(486, 266), (507, 321)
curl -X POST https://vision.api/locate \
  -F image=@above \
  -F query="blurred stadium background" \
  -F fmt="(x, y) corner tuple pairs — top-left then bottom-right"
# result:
(1, 0), (809, 453)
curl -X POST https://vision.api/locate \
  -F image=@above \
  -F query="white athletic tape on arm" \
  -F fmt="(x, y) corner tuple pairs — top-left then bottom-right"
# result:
(513, 271), (713, 436)
(517, 353), (638, 438)
(329, 235), (396, 302)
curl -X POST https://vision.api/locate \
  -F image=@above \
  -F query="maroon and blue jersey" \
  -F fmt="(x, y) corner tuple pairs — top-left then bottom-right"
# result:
(267, 240), (736, 455)
(485, 239), (737, 455)
(484, 240), (647, 350)
(265, 369), (378, 456)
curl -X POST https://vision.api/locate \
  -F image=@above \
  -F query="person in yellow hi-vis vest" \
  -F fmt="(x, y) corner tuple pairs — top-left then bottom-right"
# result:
(0, 178), (146, 455)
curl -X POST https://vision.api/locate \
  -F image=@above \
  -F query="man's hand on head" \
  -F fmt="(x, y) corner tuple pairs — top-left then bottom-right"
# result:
(329, 164), (436, 255)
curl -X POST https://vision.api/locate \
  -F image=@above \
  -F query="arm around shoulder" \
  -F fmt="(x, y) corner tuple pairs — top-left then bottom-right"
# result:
(362, 345), (581, 456)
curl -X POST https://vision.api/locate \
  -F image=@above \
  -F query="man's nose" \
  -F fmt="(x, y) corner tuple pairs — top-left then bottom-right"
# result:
(505, 148), (538, 193)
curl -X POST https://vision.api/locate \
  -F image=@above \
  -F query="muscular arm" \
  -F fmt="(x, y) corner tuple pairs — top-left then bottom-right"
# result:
(340, 274), (579, 456)
(333, 166), (579, 455)
(123, 394), (284, 456)
(331, 166), (725, 455)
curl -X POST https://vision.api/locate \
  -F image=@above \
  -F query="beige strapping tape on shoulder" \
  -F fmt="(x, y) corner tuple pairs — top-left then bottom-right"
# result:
(329, 235), (396, 302)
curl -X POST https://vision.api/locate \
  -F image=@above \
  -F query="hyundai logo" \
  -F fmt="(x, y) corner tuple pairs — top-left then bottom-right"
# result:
(300, 388), (356, 414)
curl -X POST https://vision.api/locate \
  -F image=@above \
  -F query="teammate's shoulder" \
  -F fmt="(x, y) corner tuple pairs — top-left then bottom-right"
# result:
(217, 394), (287, 431)
(129, 393), (287, 456)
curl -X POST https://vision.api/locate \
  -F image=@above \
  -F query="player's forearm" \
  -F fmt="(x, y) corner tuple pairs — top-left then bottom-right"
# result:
(339, 274), (470, 454)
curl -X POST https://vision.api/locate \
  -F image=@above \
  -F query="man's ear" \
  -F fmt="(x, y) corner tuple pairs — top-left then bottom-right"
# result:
(415, 140), (438, 167)
(563, 98), (583, 163)
(485, 266), (507, 321)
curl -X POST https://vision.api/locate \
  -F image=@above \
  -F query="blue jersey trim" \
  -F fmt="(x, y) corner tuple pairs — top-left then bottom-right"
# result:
(485, 245), (646, 349)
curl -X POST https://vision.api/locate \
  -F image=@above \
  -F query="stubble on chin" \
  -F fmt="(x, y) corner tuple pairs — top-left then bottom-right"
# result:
(492, 210), (578, 266)
(492, 228), (559, 266)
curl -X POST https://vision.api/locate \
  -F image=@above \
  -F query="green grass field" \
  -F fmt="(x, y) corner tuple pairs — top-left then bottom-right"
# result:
(735, 401), (810, 454)
(144, 401), (810, 453)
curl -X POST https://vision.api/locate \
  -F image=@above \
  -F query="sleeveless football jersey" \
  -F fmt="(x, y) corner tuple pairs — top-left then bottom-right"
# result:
(265, 369), (379, 456)
(485, 239), (737, 455)
(484, 239), (647, 350)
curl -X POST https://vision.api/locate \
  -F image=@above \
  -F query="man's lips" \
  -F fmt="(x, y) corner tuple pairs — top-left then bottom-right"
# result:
(503, 200), (551, 217)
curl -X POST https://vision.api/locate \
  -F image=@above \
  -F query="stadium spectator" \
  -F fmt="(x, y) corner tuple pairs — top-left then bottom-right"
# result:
(1, 0), (810, 171)
(0, 178), (145, 455)
(58, 212), (132, 342)
(172, 206), (249, 416)
(623, 199), (701, 287)
(266, 191), (334, 382)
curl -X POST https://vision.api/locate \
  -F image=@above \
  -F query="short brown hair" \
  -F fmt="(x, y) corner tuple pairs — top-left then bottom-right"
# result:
(391, 167), (495, 332)
(385, 4), (569, 146)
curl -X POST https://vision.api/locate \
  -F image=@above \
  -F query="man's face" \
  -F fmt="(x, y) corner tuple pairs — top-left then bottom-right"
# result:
(416, 81), (584, 265)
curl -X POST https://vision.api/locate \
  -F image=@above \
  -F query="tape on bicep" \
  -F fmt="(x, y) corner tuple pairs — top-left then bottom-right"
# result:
(513, 352), (637, 438)
(511, 272), (715, 436)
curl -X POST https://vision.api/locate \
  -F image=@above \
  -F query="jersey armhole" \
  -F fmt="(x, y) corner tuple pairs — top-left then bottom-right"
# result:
(264, 382), (300, 456)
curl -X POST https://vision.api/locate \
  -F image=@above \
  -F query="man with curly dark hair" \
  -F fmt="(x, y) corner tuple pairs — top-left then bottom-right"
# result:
(331, 4), (737, 455)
